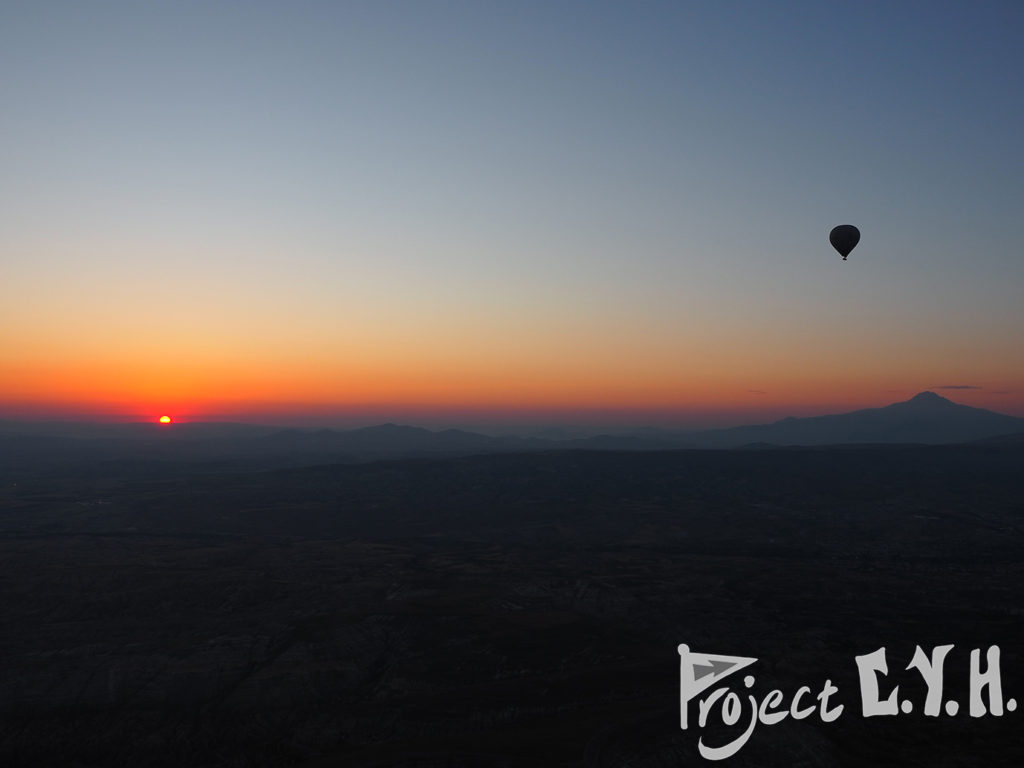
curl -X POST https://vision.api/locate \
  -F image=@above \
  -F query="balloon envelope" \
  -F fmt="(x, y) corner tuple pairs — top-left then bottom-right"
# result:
(829, 225), (860, 260)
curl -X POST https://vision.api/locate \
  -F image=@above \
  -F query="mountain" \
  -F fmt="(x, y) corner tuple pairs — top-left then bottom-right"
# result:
(1, 393), (1021, 472)
(688, 391), (1024, 448)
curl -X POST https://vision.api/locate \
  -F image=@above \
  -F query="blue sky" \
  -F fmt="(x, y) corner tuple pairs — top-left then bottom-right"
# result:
(2, 1), (1022, 425)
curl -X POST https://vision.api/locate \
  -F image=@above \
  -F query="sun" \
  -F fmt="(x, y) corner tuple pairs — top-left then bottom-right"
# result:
(158, 415), (172, 424)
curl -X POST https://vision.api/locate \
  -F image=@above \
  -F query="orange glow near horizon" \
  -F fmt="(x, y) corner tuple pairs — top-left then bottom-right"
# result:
(2, 4), (1024, 430)
(1, 366), (1022, 428)
(2, 307), (1023, 426)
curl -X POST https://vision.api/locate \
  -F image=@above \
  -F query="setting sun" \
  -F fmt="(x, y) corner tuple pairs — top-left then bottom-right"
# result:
(158, 415), (172, 424)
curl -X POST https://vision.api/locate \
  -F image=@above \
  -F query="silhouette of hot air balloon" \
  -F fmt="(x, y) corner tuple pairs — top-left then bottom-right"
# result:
(829, 225), (860, 261)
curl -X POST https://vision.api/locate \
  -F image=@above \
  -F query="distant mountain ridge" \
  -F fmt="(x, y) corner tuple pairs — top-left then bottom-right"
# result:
(688, 391), (1024, 448)
(0, 393), (1021, 469)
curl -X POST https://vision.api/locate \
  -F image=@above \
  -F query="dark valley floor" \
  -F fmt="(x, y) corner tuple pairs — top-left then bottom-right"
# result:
(1, 445), (1022, 766)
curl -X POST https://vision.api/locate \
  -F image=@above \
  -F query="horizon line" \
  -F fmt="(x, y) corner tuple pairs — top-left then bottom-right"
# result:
(2, 390), (1021, 432)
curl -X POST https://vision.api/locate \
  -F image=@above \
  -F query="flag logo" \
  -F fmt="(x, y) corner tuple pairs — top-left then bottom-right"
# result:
(678, 644), (757, 729)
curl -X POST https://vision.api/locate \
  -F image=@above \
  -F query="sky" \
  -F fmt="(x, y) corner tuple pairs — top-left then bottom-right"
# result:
(2, 1), (1022, 428)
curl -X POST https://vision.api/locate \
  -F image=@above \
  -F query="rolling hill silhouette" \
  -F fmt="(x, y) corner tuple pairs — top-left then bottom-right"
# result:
(0, 393), (1021, 470)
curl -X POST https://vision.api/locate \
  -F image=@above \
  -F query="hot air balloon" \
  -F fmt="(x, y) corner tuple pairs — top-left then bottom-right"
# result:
(829, 225), (860, 261)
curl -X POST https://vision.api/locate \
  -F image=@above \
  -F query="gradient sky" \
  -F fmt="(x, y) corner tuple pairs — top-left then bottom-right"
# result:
(2, 1), (1023, 427)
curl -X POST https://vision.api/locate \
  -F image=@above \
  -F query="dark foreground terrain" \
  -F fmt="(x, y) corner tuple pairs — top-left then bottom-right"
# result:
(1, 444), (1023, 766)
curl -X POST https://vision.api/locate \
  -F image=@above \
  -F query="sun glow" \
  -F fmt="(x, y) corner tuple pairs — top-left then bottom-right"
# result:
(158, 415), (172, 424)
